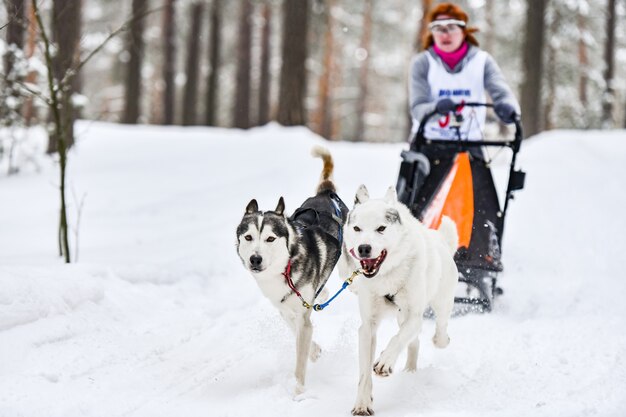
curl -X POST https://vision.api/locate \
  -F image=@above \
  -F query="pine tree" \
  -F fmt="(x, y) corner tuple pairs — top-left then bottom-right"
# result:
(204, 0), (222, 126)
(257, 3), (272, 126)
(277, 0), (309, 126)
(232, 0), (253, 129)
(47, 0), (82, 152)
(520, 0), (547, 137)
(182, 2), (204, 126)
(601, 0), (617, 127)
(162, 0), (177, 125)
(122, 0), (148, 124)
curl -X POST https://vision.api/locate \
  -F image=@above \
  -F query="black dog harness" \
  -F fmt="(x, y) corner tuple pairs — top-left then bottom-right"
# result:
(280, 193), (347, 308)
(289, 193), (345, 246)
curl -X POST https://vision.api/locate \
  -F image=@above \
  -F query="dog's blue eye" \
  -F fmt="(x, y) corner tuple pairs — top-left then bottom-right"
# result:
(354, 226), (361, 232)
(266, 236), (276, 242)
(377, 226), (386, 233)
(244, 235), (253, 241)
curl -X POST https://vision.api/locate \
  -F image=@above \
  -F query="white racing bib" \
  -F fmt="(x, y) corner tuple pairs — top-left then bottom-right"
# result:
(423, 50), (487, 140)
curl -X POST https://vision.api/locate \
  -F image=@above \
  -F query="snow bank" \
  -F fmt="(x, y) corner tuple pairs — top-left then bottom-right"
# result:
(0, 122), (625, 416)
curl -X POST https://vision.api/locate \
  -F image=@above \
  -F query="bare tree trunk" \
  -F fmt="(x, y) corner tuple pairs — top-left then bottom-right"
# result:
(31, 0), (71, 262)
(601, 0), (616, 127)
(27, 0), (150, 262)
(313, 0), (335, 139)
(354, 0), (372, 142)
(47, 0), (81, 153)
(148, 72), (162, 124)
(484, 0), (495, 54)
(485, 0), (507, 135)
(162, 0), (177, 125)
(3, 0), (26, 75)
(122, 0), (148, 124)
(407, 0), (434, 138)
(22, 2), (38, 125)
(204, 0), (222, 126)
(2, 0), (26, 125)
(577, 11), (588, 109)
(233, 0), (253, 129)
(520, 0), (547, 137)
(182, 2), (204, 126)
(415, 0), (434, 52)
(276, 0), (309, 126)
(544, 6), (559, 131)
(257, 3), (272, 126)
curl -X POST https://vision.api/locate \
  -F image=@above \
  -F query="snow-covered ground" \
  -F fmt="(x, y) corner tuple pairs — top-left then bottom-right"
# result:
(1, 122), (625, 417)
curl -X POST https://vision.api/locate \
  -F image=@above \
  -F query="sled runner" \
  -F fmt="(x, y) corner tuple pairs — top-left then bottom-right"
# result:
(396, 102), (525, 312)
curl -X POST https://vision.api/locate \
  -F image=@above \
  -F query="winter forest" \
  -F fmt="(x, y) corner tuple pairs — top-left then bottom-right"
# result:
(1, 0), (625, 148)
(2, 2), (626, 416)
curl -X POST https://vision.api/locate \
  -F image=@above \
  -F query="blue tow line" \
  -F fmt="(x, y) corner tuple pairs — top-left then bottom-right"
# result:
(284, 194), (358, 312)
(309, 194), (354, 311)
(312, 270), (361, 311)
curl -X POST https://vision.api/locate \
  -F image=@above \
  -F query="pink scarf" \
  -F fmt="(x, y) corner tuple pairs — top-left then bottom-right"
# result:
(433, 42), (469, 70)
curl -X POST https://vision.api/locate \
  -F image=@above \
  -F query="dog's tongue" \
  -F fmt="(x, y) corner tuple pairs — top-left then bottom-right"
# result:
(360, 258), (377, 270)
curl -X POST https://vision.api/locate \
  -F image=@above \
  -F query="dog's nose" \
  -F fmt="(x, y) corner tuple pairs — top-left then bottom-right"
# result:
(250, 255), (263, 268)
(358, 244), (372, 258)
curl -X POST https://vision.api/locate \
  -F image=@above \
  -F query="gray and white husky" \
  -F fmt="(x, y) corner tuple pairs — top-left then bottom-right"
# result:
(236, 146), (348, 395)
(338, 185), (459, 416)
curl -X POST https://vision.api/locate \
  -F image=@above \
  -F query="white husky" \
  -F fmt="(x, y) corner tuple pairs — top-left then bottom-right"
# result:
(338, 185), (459, 416)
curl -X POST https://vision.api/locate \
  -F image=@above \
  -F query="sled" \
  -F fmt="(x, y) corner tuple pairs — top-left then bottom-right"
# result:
(396, 102), (525, 313)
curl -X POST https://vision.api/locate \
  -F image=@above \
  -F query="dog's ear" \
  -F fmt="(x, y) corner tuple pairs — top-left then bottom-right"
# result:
(245, 199), (259, 214)
(384, 186), (398, 203)
(275, 197), (285, 215)
(355, 185), (369, 205)
(385, 209), (402, 224)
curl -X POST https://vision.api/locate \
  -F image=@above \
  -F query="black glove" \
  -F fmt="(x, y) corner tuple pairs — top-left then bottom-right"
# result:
(435, 98), (456, 115)
(494, 102), (518, 124)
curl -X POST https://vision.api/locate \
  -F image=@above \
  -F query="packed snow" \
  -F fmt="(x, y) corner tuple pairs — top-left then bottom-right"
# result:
(1, 121), (625, 417)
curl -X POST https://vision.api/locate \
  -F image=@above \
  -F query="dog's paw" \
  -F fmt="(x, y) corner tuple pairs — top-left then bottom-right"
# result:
(432, 333), (450, 349)
(403, 363), (417, 373)
(294, 382), (306, 396)
(352, 405), (375, 416)
(373, 360), (392, 377)
(309, 342), (322, 362)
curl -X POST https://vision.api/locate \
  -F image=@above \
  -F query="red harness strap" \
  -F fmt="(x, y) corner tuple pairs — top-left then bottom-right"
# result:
(282, 260), (313, 309)
(282, 260), (303, 299)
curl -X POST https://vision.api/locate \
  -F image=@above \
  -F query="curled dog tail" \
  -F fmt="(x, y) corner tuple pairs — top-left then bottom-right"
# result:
(311, 145), (336, 193)
(438, 216), (459, 256)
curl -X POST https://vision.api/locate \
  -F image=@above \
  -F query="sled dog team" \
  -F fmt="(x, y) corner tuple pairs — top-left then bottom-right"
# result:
(236, 146), (459, 416)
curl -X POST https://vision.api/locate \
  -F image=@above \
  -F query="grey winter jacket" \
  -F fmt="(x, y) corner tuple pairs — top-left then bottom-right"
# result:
(409, 45), (520, 123)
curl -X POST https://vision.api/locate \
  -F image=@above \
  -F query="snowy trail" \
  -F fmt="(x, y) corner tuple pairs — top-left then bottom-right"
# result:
(1, 123), (625, 416)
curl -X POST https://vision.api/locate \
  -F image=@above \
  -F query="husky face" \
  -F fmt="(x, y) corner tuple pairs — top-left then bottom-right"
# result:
(344, 185), (403, 278)
(236, 198), (291, 274)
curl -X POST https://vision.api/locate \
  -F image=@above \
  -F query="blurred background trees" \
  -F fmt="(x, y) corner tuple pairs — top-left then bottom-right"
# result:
(1, 0), (625, 143)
